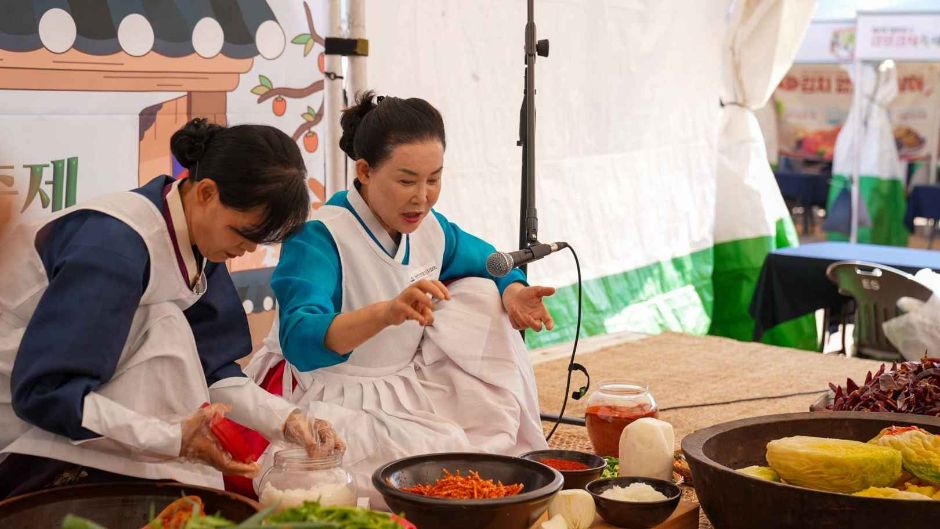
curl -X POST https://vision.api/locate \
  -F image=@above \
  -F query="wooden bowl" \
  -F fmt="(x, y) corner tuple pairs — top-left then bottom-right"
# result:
(373, 452), (563, 529)
(520, 449), (606, 490)
(0, 482), (259, 528)
(586, 476), (680, 528)
(682, 412), (940, 529)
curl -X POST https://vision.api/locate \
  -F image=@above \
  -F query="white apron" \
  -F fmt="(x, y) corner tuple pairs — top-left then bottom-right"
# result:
(248, 197), (546, 505)
(0, 191), (223, 488)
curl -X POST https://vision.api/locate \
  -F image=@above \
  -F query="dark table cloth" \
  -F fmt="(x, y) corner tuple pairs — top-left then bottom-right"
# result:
(749, 242), (940, 340)
(775, 170), (830, 208)
(904, 184), (940, 231)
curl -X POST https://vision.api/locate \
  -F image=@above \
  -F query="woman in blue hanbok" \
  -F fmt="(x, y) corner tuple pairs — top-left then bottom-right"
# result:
(248, 92), (554, 504)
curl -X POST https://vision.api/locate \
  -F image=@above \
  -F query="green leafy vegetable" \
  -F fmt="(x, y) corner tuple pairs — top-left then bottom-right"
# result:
(62, 501), (409, 529)
(265, 502), (403, 528)
(61, 515), (108, 529)
(602, 456), (619, 479)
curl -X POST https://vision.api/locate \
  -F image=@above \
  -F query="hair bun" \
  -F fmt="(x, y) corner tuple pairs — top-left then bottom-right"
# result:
(339, 90), (379, 160)
(170, 118), (225, 170)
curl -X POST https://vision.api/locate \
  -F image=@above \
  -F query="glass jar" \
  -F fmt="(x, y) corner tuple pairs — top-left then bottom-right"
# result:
(584, 381), (658, 457)
(257, 448), (356, 511)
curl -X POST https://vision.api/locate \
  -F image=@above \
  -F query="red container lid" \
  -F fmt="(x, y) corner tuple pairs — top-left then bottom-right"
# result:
(199, 402), (255, 464)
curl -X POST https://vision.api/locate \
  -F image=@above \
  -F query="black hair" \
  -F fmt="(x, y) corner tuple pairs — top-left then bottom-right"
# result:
(170, 118), (309, 244)
(339, 90), (446, 167)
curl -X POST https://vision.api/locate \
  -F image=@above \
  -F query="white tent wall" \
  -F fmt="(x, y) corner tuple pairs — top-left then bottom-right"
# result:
(755, 102), (780, 166)
(710, 0), (817, 349)
(365, 0), (728, 348)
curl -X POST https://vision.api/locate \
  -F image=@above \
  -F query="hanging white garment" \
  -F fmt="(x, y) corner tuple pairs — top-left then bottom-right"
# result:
(833, 63), (903, 187)
(830, 62), (907, 245)
(0, 190), (223, 488)
(249, 191), (546, 506)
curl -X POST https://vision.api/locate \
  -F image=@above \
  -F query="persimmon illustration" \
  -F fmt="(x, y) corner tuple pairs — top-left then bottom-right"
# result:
(303, 131), (319, 153)
(272, 96), (286, 116)
(250, 2), (324, 149)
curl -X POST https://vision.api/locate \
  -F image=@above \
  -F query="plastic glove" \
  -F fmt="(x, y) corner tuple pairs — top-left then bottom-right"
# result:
(179, 403), (260, 477)
(884, 295), (940, 362)
(896, 296), (926, 314)
(282, 409), (346, 458)
(914, 268), (940, 294)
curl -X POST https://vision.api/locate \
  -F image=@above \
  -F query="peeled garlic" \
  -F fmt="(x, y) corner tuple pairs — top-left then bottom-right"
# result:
(541, 514), (569, 529)
(547, 489), (596, 529)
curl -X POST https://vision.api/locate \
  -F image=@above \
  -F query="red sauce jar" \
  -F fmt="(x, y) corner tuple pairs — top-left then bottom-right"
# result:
(584, 382), (658, 457)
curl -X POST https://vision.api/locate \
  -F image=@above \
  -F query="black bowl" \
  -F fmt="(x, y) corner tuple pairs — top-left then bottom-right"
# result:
(373, 452), (563, 529)
(682, 412), (940, 529)
(520, 449), (606, 490)
(0, 482), (259, 529)
(586, 477), (680, 528)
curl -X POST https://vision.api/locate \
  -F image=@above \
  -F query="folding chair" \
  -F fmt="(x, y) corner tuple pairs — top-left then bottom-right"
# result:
(825, 260), (933, 360)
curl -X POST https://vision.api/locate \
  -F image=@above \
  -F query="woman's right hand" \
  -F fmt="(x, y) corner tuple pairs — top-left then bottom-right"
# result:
(382, 279), (450, 327)
(283, 410), (346, 457)
(179, 403), (260, 477)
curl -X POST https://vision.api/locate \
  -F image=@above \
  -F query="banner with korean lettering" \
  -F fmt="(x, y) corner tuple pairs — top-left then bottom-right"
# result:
(0, 0), (330, 318)
(891, 63), (940, 167)
(774, 64), (853, 161)
(772, 63), (940, 166)
(856, 12), (940, 62)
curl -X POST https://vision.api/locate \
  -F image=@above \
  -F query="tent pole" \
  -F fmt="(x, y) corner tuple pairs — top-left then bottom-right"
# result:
(346, 0), (367, 182)
(929, 69), (940, 185)
(324, 0), (345, 195)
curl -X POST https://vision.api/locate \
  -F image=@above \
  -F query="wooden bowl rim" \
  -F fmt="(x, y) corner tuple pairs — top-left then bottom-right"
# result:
(0, 481), (261, 513)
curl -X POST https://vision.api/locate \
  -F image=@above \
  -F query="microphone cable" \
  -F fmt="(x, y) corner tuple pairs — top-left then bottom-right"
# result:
(544, 244), (589, 442)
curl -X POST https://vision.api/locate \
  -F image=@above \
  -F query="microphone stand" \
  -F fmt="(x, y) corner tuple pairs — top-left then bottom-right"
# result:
(516, 0), (587, 429)
(518, 0), (549, 271)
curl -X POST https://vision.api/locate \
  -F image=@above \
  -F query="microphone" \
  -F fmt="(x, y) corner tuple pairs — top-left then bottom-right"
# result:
(486, 242), (568, 277)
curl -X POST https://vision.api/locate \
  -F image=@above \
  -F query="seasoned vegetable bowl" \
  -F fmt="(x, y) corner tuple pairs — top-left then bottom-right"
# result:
(681, 412), (940, 529)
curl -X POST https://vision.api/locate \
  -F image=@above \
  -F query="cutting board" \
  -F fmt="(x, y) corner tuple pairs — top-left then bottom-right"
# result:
(532, 500), (699, 529)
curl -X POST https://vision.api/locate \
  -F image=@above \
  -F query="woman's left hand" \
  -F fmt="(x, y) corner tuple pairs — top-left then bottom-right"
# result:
(502, 284), (556, 332)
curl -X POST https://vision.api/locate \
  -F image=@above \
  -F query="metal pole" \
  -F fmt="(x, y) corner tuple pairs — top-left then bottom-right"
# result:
(324, 0), (345, 195)
(929, 71), (940, 185)
(849, 59), (863, 243)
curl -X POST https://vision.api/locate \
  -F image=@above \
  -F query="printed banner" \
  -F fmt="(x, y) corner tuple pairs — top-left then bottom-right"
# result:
(856, 12), (940, 62)
(775, 65), (852, 161)
(0, 0), (331, 312)
(773, 63), (940, 163)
